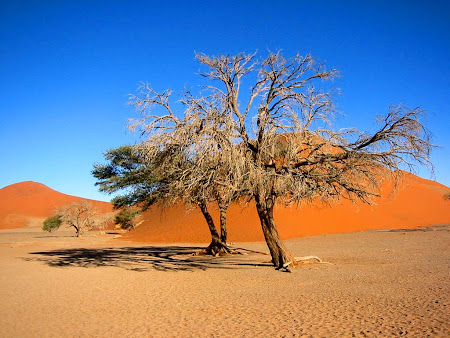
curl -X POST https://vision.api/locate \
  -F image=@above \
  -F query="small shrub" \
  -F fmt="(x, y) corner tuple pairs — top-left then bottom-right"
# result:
(42, 215), (62, 232)
(114, 208), (142, 231)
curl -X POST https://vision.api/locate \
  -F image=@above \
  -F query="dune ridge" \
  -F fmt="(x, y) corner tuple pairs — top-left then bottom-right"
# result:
(1, 174), (449, 242)
(123, 172), (450, 243)
(0, 181), (112, 229)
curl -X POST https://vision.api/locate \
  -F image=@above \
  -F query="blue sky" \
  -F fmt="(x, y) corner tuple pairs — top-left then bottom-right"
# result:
(1, 0), (449, 201)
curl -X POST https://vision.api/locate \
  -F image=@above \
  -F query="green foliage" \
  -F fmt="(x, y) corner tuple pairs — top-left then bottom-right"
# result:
(92, 145), (160, 210)
(114, 208), (141, 230)
(42, 215), (62, 232)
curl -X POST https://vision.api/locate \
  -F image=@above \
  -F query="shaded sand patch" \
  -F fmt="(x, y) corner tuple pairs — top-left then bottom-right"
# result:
(0, 225), (449, 337)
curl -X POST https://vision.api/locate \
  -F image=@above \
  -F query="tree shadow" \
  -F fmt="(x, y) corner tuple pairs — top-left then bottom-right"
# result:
(33, 235), (76, 238)
(24, 245), (271, 272)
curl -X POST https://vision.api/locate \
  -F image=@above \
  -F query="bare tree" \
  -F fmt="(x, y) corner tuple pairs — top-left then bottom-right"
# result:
(124, 51), (433, 270)
(56, 201), (100, 237)
(128, 86), (247, 255)
(192, 52), (433, 270)
(94, 93), (246, 255)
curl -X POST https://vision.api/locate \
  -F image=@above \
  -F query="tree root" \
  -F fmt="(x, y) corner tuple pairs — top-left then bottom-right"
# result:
(279, 256), (325, 271)
(193, 243), (243, 257)
(194, 244), (326, 272)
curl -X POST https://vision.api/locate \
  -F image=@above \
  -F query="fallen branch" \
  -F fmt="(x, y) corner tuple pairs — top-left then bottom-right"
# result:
(294, 255), (323, 263)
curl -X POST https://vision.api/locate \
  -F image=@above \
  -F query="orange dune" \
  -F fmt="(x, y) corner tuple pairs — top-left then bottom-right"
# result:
(0, 181), (112, 229)
(123, 172), (450, 243)
(2, 175), (449, 241)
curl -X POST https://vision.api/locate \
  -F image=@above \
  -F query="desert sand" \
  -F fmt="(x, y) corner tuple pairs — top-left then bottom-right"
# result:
(0, 225), (449, 337)
(0, 179), (449, 336)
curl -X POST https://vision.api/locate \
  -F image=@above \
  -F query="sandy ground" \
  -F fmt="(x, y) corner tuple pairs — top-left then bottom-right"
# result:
(0, 225), (449, 337)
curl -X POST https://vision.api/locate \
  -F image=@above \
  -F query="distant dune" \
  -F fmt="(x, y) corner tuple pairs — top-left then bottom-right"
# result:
(0, 181), (112, 229)
(2, 175), (449, 241)
(123, 172), (450, 243)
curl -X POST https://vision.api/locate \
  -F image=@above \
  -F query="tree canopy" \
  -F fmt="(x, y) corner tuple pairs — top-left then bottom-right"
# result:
(95, 51), (433, 270)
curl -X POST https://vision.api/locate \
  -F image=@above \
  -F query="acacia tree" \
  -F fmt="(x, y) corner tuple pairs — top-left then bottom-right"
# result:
(101, 51), (432, 269)
(93, 107), (246, 254)
(56, 201), (100, 237)
(129, 51), (433, 270)
(129, 87), (248, 255)
(189, 52), (433, 270)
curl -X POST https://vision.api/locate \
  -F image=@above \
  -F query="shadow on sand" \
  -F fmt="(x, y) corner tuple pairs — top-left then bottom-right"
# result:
(25, 246), (270, 272)
(33, 235), (77, 239)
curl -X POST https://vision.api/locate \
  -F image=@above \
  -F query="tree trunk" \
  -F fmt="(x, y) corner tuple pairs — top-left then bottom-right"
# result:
(219, 203), (228, 244)
(255, 194), (295, 271)
(71, 224), (81, 237)
(198, 202), (231, 256)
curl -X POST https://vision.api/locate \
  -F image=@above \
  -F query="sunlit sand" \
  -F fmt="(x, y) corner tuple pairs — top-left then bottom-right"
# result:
(0, 180), (449, 336)
(0, 225), (448, 337)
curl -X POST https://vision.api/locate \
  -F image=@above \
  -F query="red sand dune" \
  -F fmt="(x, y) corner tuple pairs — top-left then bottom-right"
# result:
(1, 176), (449, 242)
(0, 181), (112, 229)
(123, 172), (450, 243)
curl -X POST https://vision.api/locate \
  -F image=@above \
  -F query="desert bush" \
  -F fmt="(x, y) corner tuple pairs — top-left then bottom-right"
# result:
(114, 208), (142, 230)
(42, 215), (62, 232)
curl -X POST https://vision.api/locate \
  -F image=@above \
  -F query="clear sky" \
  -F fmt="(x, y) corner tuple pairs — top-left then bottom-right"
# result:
(1, 0), (449, 201)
